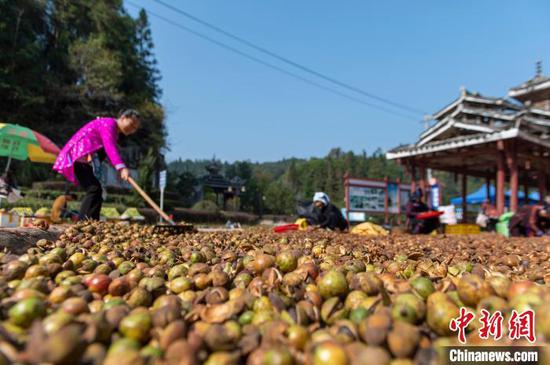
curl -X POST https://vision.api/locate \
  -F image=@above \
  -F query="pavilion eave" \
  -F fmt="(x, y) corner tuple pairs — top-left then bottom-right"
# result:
(509, 79), (550, 99)
(391, 71), (550, 217)
(386, 128), (519, 160)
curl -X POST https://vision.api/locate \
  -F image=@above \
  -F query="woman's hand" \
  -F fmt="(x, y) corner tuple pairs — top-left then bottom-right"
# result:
(120, 168), (130, 181)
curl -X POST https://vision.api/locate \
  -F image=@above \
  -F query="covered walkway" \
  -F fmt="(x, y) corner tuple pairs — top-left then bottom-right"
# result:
(387, 70), (550, 221)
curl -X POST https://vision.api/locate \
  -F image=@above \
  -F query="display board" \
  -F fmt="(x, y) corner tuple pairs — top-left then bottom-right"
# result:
(349, 186), (386, 212)
(344, 176), (413, 224)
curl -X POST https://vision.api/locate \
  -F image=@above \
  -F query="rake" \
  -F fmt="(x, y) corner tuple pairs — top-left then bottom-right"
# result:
(127, 176), (195, 234)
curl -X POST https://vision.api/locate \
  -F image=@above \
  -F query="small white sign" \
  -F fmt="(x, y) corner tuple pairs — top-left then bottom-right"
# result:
(159, 170), (167, 190)
(341, 209), (366, 222)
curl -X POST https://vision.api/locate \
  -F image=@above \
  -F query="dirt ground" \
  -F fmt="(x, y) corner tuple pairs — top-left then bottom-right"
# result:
(0, 225), (66, 254)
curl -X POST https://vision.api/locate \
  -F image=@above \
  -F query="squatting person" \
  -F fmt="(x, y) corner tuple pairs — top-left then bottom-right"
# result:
(406, 188), (440, 234)
(312, 192), (349, 231)
(50, 193), (78, 223)
(508, 195), (550, 237)
(53, 110), (140, 220)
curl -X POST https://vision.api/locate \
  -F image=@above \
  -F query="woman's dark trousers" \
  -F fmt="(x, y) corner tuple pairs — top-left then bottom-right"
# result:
(74, 163), (103, 220)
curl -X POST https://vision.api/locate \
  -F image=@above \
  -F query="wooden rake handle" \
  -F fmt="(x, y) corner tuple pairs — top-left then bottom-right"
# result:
(127, 176), (175, 225)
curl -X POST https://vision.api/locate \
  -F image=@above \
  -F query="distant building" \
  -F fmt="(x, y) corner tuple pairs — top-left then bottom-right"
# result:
(387, 64), (550, 220)
(191, 160), (246, 209)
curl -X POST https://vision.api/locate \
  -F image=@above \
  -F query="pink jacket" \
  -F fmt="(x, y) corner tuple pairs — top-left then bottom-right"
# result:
(53, 118), (126, 184)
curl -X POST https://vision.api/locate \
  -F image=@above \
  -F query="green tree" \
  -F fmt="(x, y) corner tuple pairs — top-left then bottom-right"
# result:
(166, 148), (413, 214)
(265, 181), (295, 215)
(137, 148), (156, 192)
(167, 171), (197, 205)
(0, 0), (166, 186)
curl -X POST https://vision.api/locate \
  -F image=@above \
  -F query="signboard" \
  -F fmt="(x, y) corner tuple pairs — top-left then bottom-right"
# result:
(159, 170), (167, 190)
(431, 183), (440, 209)
(344, 176), (415, 225)
(159, 170), (167, 223)
(349, 186), (386, 212)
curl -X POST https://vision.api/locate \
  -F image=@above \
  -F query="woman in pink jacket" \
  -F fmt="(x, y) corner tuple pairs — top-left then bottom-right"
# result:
(53, 110), (140, 220)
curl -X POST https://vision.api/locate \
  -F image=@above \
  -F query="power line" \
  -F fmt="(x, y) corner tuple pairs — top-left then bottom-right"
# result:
(126, 1), (418, 121)
(151, 0), (427, 117)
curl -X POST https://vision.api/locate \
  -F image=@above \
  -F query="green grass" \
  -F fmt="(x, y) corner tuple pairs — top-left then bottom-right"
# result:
(1, 197), (127, 213)
(3, 187), (183, 216)
(22, 189), (135, 205)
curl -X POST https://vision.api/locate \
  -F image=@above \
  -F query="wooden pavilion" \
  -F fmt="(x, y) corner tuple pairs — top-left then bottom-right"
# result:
(197, 161), (246, 210)
(387, 68), (550, 221)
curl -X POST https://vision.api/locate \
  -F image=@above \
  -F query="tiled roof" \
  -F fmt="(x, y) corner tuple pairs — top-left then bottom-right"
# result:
(509, 74), (550, 93)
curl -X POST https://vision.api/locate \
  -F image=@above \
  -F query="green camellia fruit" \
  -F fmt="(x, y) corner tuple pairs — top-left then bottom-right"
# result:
(318, 271), (349, 299)
(9, 297), (47, 327)
(119, 312), (153, 343)
(410, 277), (435, 299)
(276, 251), (298, 273)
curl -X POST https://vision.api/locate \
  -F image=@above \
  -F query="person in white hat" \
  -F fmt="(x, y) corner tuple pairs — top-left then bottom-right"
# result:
(312, 192), (348, 231)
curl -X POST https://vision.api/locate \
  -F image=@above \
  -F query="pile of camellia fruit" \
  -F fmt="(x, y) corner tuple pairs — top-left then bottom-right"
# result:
(0, 221), (548, 364)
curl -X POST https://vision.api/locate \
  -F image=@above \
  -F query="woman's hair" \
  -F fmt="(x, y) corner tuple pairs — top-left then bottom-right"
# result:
(119, 109), (141, 120)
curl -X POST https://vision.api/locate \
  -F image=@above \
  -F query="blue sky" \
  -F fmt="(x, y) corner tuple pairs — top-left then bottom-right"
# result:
(125, 1), (550, 162)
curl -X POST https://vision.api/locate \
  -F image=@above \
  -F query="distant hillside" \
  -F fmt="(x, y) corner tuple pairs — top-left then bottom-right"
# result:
(168, 147), (483, 215)
(168, 148), (409, 214)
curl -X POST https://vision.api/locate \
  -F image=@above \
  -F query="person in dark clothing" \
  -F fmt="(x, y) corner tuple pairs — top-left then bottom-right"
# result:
(312, 192), (349, 231)
(509, 201), (550, 237)
(296, 201), (321, 226)
(406, 188), (440, 234)
(0, 169), (23, 203)
(73, 163), (103, 220)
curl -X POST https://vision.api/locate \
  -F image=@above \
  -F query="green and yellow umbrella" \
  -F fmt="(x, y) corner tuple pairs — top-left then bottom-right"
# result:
(0, 123), (60, 169)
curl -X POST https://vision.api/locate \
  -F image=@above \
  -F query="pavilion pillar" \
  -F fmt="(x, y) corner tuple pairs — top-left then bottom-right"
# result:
(506, 141), (519, 212)
(384, 177), (389, 225)
(523, 184), (529, 206)
(539, 171), (547, 204)
(496, 141), (506, 215)
(396, 178), (402, 226)
(419, 165), (427, 201)
(461, 173), (467, 223)
(410, 163), (417, 193)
